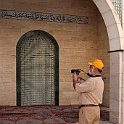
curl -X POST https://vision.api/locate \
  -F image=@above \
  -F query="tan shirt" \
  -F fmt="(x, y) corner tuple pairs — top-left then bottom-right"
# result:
(75, 77), (104, 105)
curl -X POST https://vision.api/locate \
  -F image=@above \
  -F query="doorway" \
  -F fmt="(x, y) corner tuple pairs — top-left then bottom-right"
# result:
(16, 30), (59, 106)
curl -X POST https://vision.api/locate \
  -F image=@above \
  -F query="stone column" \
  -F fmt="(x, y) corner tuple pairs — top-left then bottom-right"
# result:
(109, 50), (124, 124)
(92, 0), (124, 123)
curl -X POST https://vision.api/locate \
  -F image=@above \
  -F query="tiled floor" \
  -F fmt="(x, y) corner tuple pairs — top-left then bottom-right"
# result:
(100, 121), (113, 124)
(0, 120), (113, 124)
(0, 105), (111, 124)
(73, 121), (113, 124)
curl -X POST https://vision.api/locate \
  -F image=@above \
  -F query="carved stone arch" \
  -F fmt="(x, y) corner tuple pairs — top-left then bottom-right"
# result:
(92, 0), (123, 123)
(16, 30), (59, 106)
(92, 0), (122, 51)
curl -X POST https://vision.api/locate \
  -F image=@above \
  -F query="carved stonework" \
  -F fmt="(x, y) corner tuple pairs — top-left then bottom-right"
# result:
(0, 9), (89, 24)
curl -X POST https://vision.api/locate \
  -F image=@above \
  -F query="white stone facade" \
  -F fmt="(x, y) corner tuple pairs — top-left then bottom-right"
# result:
(92, 0), (124, 123)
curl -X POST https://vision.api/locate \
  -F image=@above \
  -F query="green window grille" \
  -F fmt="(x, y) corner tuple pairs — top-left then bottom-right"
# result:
(112, 0), (122, 22)
(16, 30), (59, 106)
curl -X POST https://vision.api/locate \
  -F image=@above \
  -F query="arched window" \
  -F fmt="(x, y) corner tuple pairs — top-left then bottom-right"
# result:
(16, 30), (59, 106)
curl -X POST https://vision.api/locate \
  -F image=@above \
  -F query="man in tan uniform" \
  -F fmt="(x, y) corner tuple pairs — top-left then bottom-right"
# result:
(72, 59), (104, 124)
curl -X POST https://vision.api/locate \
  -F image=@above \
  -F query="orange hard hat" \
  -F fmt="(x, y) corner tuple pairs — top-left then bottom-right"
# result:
(88, 59), (104, 70)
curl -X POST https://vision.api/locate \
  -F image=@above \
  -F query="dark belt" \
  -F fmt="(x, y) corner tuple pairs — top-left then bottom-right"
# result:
(79, 104), (99, 109)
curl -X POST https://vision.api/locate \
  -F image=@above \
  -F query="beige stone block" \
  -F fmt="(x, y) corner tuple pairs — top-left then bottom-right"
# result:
(110, 52), (120, 65)
(71, 99), (79, 105)
(0, 47), (15, 56)
(60, 98), (71, 105)
(107, 24), (122, 40)
(93, 0), (114, 13)
(63, 91), (78, 99)
(103, 91), (109, 107)
(60, 63), (85, 70)
(102, 10), (120, 26)
(60, 48), (85, 57)
(86, 40), (98, 50)
(59, 82), (72, 90)
(110, 112), (118, 124)
(110, 99), (119, 113)
(0, 86), (16, 105)
(110, 76), (119, 101)
(59, 40), (87, 49)
(110, 63), (120, 74)
(0, 37), (18, 47)
(97, 52), (110, 60)
(109, 38), (121, 51)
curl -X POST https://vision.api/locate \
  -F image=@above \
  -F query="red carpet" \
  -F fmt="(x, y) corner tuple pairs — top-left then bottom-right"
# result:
(0, 105), (109, 124)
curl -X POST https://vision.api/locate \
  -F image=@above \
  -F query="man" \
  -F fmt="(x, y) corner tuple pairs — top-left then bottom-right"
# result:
(72, 59), (104, 124)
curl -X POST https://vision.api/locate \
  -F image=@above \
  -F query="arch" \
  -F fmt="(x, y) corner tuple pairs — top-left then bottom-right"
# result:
(16, 30), (59, 106)
(92, 0), (123, 123)
(92, 0), (123, 51)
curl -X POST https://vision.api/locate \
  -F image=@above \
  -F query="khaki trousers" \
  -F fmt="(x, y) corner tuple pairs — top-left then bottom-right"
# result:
(79, 106), (100, 124)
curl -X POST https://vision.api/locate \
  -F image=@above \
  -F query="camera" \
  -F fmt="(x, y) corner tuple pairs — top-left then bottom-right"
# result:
(71, 69), (81, 75)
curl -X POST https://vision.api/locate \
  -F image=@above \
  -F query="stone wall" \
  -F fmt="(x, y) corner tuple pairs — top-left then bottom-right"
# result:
(97, 12), (110, 107)
(0, 0), (109, 106)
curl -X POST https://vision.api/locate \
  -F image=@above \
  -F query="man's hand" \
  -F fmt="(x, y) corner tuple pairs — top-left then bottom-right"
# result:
(72, 73), (80, 90)
(72, 72), (78, 81)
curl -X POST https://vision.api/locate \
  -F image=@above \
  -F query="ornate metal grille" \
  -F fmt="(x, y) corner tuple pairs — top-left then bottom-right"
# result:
(112, 0), (122, 22)
(16, 30), (59, 106)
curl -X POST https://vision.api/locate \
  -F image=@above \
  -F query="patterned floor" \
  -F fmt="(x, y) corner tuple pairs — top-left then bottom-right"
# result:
(0, 105), (109, 124)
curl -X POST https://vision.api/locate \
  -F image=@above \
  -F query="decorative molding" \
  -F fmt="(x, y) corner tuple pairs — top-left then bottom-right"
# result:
(108, 50), (124, 53)
(0, 9), (89, 24)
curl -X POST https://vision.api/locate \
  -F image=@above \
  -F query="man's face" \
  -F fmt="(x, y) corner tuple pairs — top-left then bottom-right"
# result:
(89, 65), (96, 75)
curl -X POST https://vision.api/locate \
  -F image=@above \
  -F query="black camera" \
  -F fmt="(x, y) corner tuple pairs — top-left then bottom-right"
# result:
(71, 69), (81, 75)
